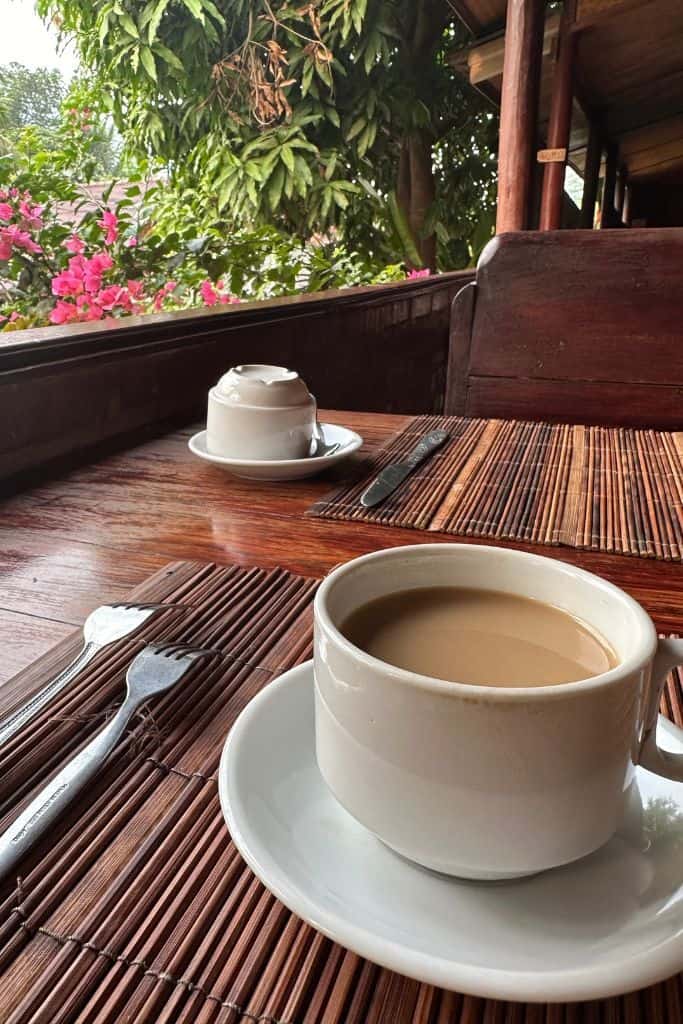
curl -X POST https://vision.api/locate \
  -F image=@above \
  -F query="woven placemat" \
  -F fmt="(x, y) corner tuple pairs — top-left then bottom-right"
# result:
(309, 415), (683, 561)
(1, 559), (682, 1023)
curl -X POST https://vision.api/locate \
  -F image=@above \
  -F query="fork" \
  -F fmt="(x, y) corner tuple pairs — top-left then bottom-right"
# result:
(0, 603), (166, 748)
(0, 643), (213, 878)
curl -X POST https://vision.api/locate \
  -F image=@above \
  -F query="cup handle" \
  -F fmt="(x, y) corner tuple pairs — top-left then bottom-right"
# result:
(638, 638), (683, 782)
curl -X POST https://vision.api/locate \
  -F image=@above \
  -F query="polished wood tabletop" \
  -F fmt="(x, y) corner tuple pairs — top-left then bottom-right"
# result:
(2, 409), (682, 689)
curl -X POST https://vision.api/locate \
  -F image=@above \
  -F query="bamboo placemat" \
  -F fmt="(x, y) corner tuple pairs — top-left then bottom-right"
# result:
(1, 559), (682, 1023)
(309, 415), (683, 560)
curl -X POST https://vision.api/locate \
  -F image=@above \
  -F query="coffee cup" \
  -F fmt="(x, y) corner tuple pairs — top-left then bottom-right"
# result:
(313, 543), (683, 880)
(206, 364), (316, 461)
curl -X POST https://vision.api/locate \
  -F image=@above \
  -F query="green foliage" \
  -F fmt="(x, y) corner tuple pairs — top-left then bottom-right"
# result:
(0, 63), (65, 147)
(38, 0), (499, 269)
(134, 177), (406, 298)
(0, 63), (121, 179)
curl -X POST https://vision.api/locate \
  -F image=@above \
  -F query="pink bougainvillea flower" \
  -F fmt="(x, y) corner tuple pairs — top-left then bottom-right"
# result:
(50, 300), (79, 325)
(83, 270), (103, 294)
(80, 251), (114, 294)
(406, 268), (430, 279)
(0, 236), (12, 260)
(75, 294), (104, 320)
(153, 280), (177, 311)
(0, 202), (13, 221)
(89, 251), (114, 273)
(18, 200), (44, 230)
(65, 235), (86, 255)
(200, 279), (219, 306)
(96, 285), (125, 311)
(126, 280), (145, 302)
(201, 279), (240, 307)
(97, 209), (118, 245)
(2, 225), (41, 255)
(125, 236), (138, 248)
(52, 269), (84, 297)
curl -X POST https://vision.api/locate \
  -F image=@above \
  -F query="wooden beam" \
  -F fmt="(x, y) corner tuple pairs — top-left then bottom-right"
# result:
(600, 143), (619, 227)
(575, 0), (656, 29)
(580, 121), (602, 228)
(626, 138), (683, 175)
(496, 0), (546, 233)
(629, 154), (683, 181)
(464, 14), (560, 85)
(539, 1), (577, 230)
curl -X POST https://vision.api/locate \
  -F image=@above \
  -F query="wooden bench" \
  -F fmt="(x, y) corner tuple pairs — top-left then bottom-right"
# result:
(445, 229), (683, 429)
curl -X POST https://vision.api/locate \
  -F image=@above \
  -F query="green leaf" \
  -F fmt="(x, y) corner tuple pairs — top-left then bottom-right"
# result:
(325, 106), (340, 128)
(97, 13), (111, 45)
(147, 0), (170, 42)
(352, 0), (367, 35)
(316, 60), (333, 88)
(301, 61), (314, 98)
(345, 117), (365, 142)
(295, 155), (312, 187)
(152, 42), (184, 71)
(332, 188), (349, 210)
(120, 12), (139, 37)
(244, 161), (264, 180)
(363, 30), (380, 74)
(324, 153), (337, 180)
(268, 165), (285, 210)
(289, 138), (318, 154)
(281, 145), (295, 172)
(201, 0), (226, 25)
(181, 0), (204, 22)
(217, 180), (235, 211)
(141, 46), (158, 81)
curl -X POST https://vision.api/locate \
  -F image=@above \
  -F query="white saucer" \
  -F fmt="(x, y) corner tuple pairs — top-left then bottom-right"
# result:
(188, 423), (362, 480)
(219, 661), (683, 1003)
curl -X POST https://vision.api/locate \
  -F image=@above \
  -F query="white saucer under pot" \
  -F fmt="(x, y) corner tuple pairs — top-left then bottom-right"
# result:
(188, 423), (362, 480)
(219, 661), (683, 1004)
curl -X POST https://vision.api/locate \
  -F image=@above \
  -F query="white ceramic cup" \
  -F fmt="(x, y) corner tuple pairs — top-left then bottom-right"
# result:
(206, 364), (316, 461)
(313, 544), (683, 880)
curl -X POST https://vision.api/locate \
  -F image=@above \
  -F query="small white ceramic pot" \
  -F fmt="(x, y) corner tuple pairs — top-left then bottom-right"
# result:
(313, 544), (683, 880)
(206, 364), (316, 461)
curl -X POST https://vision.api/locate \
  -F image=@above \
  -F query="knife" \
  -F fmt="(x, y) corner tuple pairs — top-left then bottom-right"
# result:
(360, 429), (450, 508)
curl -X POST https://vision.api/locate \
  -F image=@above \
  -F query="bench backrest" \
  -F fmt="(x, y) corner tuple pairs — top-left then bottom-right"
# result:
(445, 229), (683, 428)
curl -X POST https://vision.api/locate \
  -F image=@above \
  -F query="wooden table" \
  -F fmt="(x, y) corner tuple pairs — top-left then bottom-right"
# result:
(2, 409), (683, 689)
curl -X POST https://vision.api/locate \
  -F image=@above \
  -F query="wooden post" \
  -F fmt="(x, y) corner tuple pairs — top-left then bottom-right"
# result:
(496, 0), (546, 233)
(622, 183), (631, 226)
(600, 143), (618, 227)
(539, 1), (577, 230)
(580, 121), (602, 228)
(614, 166), (626, 221)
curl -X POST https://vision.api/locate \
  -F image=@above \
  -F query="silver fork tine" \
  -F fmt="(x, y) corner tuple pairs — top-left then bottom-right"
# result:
(0, 603), (166, 749)
(0, 643), (211, 878)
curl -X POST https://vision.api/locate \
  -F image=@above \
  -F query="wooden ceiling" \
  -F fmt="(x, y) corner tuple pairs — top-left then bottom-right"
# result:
(451, 0), (683, 185)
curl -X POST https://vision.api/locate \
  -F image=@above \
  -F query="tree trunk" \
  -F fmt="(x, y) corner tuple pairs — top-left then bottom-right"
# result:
(393, 0), (449, 270)
(407, 132), (436, 269)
